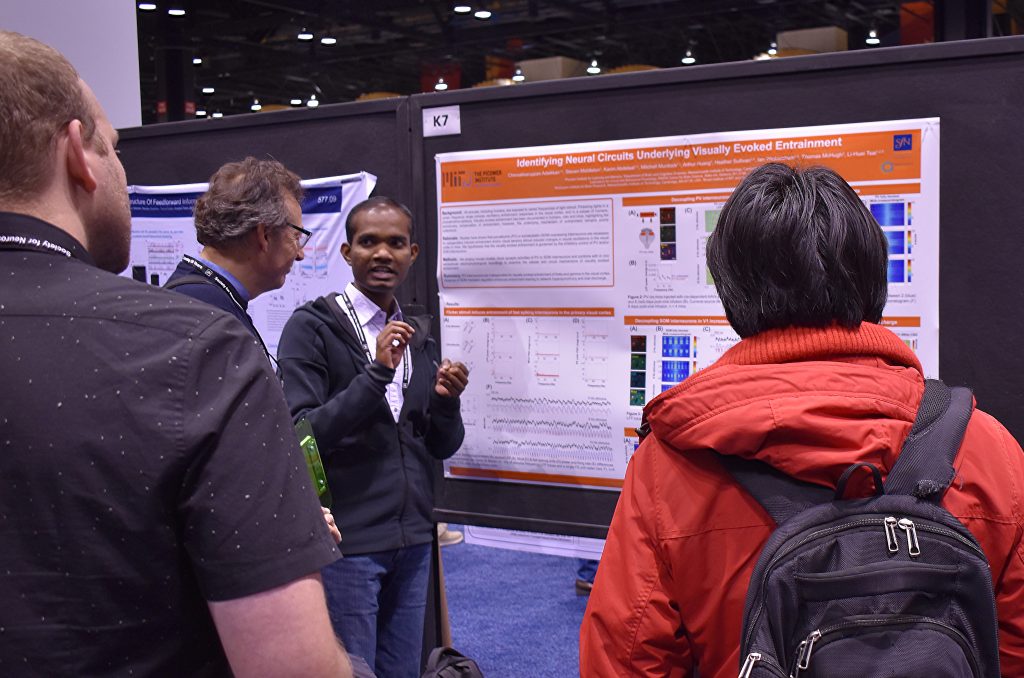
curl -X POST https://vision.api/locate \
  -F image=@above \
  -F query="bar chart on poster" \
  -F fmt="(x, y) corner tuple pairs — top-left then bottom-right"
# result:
(436, 119), (940, 491)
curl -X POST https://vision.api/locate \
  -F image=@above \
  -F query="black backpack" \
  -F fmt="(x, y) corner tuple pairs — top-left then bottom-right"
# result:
(420, 646), (484, 678)
(719, 380), (1000, 677)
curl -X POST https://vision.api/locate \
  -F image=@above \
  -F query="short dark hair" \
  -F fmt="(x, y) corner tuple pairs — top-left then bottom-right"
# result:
(706, 163), (888, 338)
(345, 196), (413, 243)
(193, 157), (302, 247)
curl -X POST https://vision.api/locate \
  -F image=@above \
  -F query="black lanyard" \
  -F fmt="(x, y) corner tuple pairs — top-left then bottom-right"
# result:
(339, 290), (410, 390)
(180, 254), (276, 367)
(0, 234), (73, 257)
(0, 216), (91, 264)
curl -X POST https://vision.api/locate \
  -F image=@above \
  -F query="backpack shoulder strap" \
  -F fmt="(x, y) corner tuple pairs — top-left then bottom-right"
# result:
(709, 379), (972, 524)
(885, 378), (974, 501)
(717, 454), (834, 525)
(638, 412), (833, 525)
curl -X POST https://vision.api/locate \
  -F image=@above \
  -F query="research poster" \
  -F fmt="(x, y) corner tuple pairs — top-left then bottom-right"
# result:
(437, 119), (939, 493)
(125, 172), (376, 355)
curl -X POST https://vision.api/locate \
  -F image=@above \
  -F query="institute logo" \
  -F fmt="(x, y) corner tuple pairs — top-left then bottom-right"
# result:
(893, 134), (913, 151)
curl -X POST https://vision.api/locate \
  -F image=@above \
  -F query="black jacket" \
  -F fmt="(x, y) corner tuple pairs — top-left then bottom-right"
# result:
(278, 294), (464, 555)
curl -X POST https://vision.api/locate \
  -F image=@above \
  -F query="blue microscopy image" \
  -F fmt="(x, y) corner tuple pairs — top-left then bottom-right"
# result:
(661, 335), (691, 358)
(871, 202), (905, 227)
(885, 230), (905, 255)
(888, 259), (906, 283)
(661, 360), (692, 383)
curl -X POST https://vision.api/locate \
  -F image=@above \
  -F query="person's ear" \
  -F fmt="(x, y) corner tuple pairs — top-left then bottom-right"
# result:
(410, 242), (420, 263)
(65, 120), (98, 193)
(255, 223), (271, 252)
(341, 242), (351, 264)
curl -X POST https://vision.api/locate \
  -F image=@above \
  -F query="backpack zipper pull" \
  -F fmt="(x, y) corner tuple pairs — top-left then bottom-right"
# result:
(897, 518), (921, 556)
(793, 630), (821, 677)
(884, 516), (900, 553)
(738, 652), (761, 678)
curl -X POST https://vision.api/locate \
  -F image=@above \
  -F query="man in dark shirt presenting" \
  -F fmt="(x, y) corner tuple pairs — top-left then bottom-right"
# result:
(164, 156), (309, 362)
(0, 31), (350, 677)
(279, 197), (469, 677)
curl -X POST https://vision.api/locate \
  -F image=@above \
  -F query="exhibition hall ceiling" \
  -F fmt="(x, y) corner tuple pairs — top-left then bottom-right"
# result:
(136, 0), (913, 119)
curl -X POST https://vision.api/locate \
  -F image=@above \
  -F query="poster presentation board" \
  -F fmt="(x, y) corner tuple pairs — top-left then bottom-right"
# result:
(125, 172), (376, 355)
(436, 119), (939, 497)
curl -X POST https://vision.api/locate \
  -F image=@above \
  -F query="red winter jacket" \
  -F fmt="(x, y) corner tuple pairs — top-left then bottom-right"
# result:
(580, 323), (1024, 677)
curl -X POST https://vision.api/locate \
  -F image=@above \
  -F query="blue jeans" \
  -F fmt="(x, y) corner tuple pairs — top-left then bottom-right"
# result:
(322, 543), (431, 678)
(576, 558), (598, 583)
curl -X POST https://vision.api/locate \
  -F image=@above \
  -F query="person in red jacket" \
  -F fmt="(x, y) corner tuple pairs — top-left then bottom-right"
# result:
(580, 163), (1024, 677)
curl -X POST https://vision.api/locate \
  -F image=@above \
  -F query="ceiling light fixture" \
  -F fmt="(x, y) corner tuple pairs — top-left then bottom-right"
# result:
(435, 77), (448, 91)
(298, 28), (314, 41)
(250, 99), (262, 112)
(681, 49), (696, 65)
(167, 7), (185, 16)
(137, 3), (157, 10)
(211, 111), (223, 118)
(192, 56), (202, 65)
(201, 86), (215, 94)
(453, 4), (472, 13)
(512, 67), (525, 82)
(866, 29), (880, 45)
(768, 41), (777, 56)
(321, 36), (337, 45)
(473, 9), (492, 19)
(307, 94), (319, 107)
(586, 59), (601, 75)
(290, 98), (303, 105)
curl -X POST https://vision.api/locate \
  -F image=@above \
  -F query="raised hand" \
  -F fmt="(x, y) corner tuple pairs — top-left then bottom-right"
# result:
(434, 358), (469, 398)
(374, 320), (415, 368)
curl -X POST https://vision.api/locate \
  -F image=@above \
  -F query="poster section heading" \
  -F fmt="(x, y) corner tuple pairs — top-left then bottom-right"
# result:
(439, 128), (922, 203)
(130, 192), (202, 218)
(434, 119), (939, 493)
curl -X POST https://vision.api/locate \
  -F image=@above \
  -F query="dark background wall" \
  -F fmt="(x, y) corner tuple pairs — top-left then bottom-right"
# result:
(119, 98), (413, 210)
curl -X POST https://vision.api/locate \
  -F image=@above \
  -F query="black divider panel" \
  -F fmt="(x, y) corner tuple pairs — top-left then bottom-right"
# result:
(412, 37), (1024, 538)
(117, 98), (428, 306)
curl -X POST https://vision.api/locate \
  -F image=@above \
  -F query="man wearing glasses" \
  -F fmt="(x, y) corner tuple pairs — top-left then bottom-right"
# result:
(164, 158), (345, 548)
(165, 156), (310, 361)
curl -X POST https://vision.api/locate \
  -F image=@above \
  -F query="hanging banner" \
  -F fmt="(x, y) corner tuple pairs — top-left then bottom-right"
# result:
(436, 119), (939, 491)
(126, 172), (376, 355)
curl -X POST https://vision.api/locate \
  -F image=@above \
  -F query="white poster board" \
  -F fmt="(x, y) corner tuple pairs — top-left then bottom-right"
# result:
(436, 119), (939, 495)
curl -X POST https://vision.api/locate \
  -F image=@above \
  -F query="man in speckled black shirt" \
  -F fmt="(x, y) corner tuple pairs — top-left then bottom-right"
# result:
(0, 31), (351, 677)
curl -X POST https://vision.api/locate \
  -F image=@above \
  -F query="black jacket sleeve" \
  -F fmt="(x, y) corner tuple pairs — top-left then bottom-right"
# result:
(278, 310), (395, 457)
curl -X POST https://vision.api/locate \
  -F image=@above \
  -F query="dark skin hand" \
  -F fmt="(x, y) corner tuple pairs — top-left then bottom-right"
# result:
(373, 320), (468, 397)
(374, 320), (415, 368)
(434, 359), (469, 398)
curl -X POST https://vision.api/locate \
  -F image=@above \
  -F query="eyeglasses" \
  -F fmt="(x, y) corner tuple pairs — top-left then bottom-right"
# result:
(287, 222), (313, 247)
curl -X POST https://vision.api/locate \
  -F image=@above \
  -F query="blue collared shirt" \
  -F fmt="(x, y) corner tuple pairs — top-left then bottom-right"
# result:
(200, 257), (251, 304)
